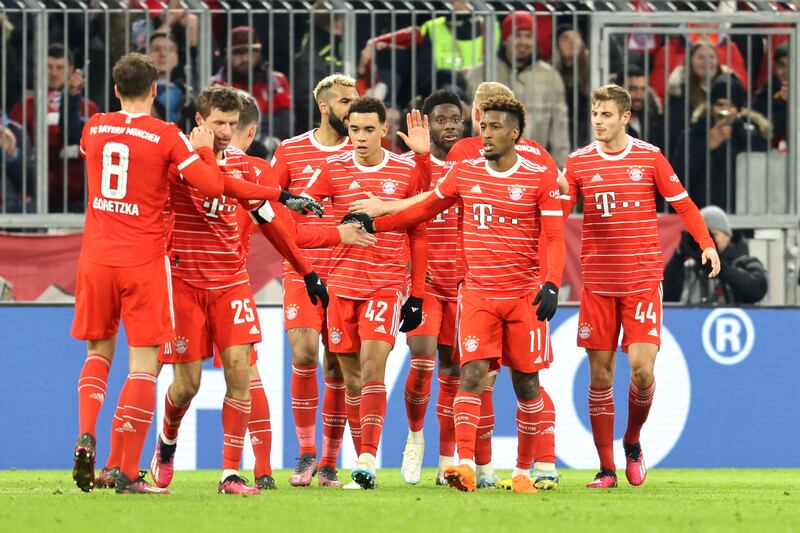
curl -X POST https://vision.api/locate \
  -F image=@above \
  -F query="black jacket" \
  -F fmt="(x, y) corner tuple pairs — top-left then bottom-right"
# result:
(663, 231), (768, 305)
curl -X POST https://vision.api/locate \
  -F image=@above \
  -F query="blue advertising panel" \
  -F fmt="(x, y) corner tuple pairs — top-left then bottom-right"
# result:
(1, 305), (798, 470)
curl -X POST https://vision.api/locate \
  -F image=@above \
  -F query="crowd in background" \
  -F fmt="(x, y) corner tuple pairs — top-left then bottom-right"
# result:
(0, 0), (793, 217)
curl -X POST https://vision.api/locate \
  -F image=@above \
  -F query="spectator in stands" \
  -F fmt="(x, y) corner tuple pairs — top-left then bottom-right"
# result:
(554, 23), (591, 148)
(9, 44), (99, 213)
(615, 65), (665, 149)
(132, 0), (198, 66)
(664, 205), (767, 304)
(147, 32), (188, 126)
(355, 1), (499, 117)
(0, 115), (35, 212)
(670, 74), (769, 212)
(294, 2), (346, 131)
(664, 41), (735, 152)
(754, 43), (789, 151)
(211, 26), (292, 140)
(467, 11), (569, 165)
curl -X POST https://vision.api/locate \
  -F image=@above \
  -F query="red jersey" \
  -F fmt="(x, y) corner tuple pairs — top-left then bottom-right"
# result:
(79, 111), (216, 267)
(305, 149), (425, 299)
(169, 146), (255, 290)
(375, 155), (565, 299)
(564, 136), (715, 296)
(403, 152), (460, 301)
(271, 129), (350, 282)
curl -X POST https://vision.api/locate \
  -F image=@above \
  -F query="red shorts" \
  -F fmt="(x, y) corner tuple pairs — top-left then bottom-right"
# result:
(159, 278), (262, 364)
(407, 297), (457, 346)
(457, 289), (553, 374)
(577, 283), (663, 352)
(283, 278), (327, 335)
(325, 290), (402, 353)
(71, 255), (174, 346)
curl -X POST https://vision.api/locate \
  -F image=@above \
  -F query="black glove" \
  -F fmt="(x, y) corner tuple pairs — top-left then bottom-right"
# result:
(341, 212), (376, 234)
(533, 282), (559, 321)
(303, 272), (329, 308)
(279, 190), (324, 218)
(399, 296), (423, 333)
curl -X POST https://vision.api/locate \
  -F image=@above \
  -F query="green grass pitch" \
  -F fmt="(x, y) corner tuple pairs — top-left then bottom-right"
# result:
(2, 469), (799, 532)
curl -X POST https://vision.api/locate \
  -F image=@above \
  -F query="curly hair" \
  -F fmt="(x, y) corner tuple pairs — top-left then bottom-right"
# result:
(481, 95), (526, 141)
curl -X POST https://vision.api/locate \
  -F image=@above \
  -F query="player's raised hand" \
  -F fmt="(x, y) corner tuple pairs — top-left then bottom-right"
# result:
(341, 212), (376, 234)
(349, 191), (388, 216)
(533, 282), (559, 321)
(303, 272), (329, 308)
(337, 223), (378, 246)
(701, 247), (721, 278)
(399, 296), (423, 333)
(397, 109), (430, 156)
(190, 126), (215, 150)
(278, 190), (324, 217)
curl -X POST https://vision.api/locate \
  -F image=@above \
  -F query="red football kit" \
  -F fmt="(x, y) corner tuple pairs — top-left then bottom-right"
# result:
(563, 135), (715, 351)
(72, 111), (224, 346)
(304, 149), (427, 353)
(271, 129), (350, 332)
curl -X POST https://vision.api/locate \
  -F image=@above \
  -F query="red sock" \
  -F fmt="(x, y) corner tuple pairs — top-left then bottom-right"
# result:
(516, 395), (545, 470)
(320, 379), (346, 469)
(345, 393), (362, 454)
(105, 374), (129, 468)
(589, 386), (616, 471)
(624, 379), (655, 445)
(474, 385), (494, 466)
(404, 355), (435, 432)
(453, 392), (481, 462)
(359, 382), (387, 456)
(249, 378), (272, 477)
(162, 389), (190, 441)
(436, 375), (460, 457)
(120, 372), (156, 480)
(222, 396), (251, 471)
(533, 387), (556, 464)
(77, 354), (111, 437)
(291, 364), (318, 456)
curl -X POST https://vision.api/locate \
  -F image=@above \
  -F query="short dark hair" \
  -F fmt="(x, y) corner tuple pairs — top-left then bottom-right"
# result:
(48, 43), (74, 65)
(113, 52), (159, 99)
(236, 91), (260, 131)
(345, 96), (386, 123)
(149, 31), (177, 47)
(481, 95), (526, 140)
(421, 89), (463, 118)
(615, 64), (644, 86)
(196, 86), (242, 118)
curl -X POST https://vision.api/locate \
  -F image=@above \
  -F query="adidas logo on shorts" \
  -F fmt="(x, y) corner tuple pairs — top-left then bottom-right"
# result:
(374, 324), (387, 333)
(648, 328), (658, 337)
(249, 325), (261, 335)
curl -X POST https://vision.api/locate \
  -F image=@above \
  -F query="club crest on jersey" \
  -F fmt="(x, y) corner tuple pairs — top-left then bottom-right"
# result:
(174, 336), (189, 354)
(329, 328), (342, 345)
(628, 166), (644, 182)
(285, 304), (300, 321)
(382, 180), (397, 194)
(464, 335), (479, 353)
(508, 185), (524, 201)
(229, 169), (243, 181)
(578, 322), (592, 340)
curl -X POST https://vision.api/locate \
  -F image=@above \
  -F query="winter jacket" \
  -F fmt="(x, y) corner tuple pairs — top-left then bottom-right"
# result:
(664, 231), (768, 305)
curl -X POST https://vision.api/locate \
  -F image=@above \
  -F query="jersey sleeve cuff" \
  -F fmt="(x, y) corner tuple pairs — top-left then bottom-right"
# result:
(664, 191), (688, 203)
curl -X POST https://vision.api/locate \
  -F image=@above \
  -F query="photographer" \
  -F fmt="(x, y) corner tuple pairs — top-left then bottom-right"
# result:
(664, 206), (767, 305)
(670, 74), (769, 211)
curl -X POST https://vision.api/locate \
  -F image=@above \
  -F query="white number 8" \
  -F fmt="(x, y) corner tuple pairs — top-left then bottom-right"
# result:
(101, 142), (129, 199)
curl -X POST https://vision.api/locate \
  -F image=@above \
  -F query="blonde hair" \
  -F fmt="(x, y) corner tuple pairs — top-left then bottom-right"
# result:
(591, 84), (632, 115)
(313, 73), (356, 101)
(473, 82), (515, 110)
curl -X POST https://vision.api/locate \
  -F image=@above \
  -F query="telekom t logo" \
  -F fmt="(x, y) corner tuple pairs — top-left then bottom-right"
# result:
(474, 203), (493, 229)
(594, 191), (616, 218)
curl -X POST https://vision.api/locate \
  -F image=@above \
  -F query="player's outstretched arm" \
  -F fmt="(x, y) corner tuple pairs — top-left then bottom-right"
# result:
(178, 126), (225, 196)
(348, 193), (455, 233)
(249, 200), (313, 277)
(348, 190), (435, 217)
